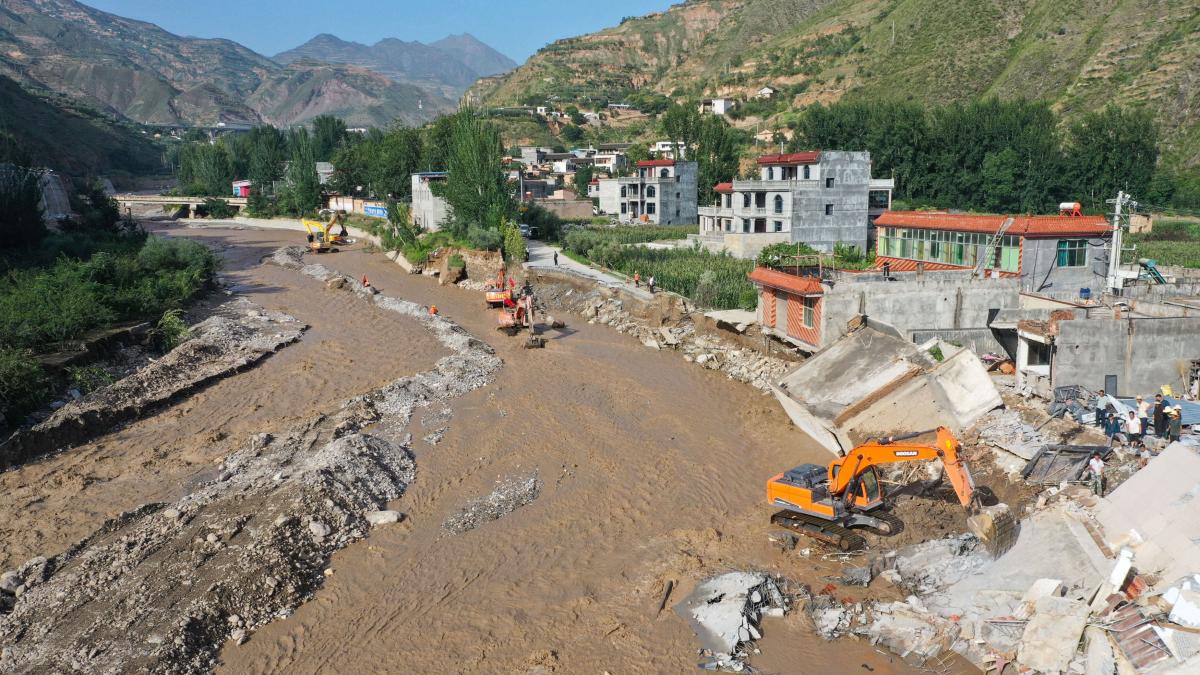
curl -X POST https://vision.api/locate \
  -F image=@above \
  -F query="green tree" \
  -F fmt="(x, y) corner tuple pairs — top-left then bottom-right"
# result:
(661, 103), (701, 159)
(695, 115), (740, 205)
(177, 143), (233, 196)
(1065, 106), (1158, 209)
(560, 124), (585, 143)
(422, 114), (457, 171)
(573, 164), (595, 197)
(283, 129), (321, 215)
(437, 108), (513, 238)
(0, 163), (45, 247)
(311, 115), (349, 162)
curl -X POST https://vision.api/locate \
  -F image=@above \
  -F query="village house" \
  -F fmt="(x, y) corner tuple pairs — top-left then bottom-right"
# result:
(653, 140), (686, 159)
(410, 172), (449, 231)
(545, 152), (577, 174)
(597, 159), (698, 225)
(695, 150), (894, 258)
(755, 86), (778, 99)
(873, 211), (1113, 293)
(699, 98), (735, 115)
(519, 146), (552, 166)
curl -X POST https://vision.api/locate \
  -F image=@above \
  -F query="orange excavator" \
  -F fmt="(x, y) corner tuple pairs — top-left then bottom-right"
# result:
(767, 427), (1013, 552)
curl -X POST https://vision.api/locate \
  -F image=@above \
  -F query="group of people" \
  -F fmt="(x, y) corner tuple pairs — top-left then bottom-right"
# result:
(632, 271), (656, 294)
(1095, 391), (1185, 449)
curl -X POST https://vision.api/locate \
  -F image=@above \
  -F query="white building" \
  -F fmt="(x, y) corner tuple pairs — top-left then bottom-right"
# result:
(695, 151), (893, 259)
(699, 98), (735, 115)
(755, 86), (778, 100)
(597, 160), (698, 225)
(652, 140), (686, 160)
(411, 172), (449, 232)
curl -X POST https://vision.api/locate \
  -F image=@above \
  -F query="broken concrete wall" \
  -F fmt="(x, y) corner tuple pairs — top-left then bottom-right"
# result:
(775, 327), (1002, 455)
(1096, 443), (1200, 588)
(821, 274), (1019, 347)
(1054, 317), (1200, 394)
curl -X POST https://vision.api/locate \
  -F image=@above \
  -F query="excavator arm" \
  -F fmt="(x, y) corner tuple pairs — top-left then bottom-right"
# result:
(827, 427), (976, 508)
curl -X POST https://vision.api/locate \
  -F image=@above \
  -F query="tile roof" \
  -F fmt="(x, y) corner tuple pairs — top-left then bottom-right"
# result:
(713, 182), (733, 193)
(873, 255), (1018, 277)
(757, 151), (821, 166)
(874, 211), (1112, 238)
(748, 267), (825, 296)
(636, 159), (676, 167)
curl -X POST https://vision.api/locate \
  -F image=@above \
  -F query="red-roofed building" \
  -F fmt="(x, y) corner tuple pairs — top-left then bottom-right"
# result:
(697, 150), (894, 259)
(873, 210), (1113, 290)
(748, 267), (826, 349)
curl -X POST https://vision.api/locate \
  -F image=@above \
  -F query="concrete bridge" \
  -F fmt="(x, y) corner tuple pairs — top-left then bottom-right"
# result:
(114, 194), (249, 218)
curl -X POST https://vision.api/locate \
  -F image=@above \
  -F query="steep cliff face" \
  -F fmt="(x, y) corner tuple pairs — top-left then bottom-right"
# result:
(473, 0), (1200, 160)
(0, 0), (454, 127)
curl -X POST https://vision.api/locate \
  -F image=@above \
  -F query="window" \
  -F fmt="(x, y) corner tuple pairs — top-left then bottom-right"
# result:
(646, 186), (656, 198)
(676, 192), (680, 199)
(774, 220), (783, 232)
(675, 208), (680, 218)
(755, 192), (766, 209)
(803, 298), (815, 328)
(825, 177), (834, 188)
(620, 203), (627, 214)
(767, 167), (774, 180)
(742, 219), (750, 233)
(773, 195), (783, 213)
(620, 186), (626, 198)
(660, 168), (670, 178)
(803, 165), (810, 180)
(1057, 239), (1087, 267)
(824, 204), (834, 216)
(742, 193), (751, 208)
(647, 203), (656, 215)
(723, 194), (731, 208)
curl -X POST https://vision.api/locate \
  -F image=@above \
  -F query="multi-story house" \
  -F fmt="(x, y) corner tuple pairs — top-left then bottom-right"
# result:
(695, 150), (894, 259)
(411, 172), (449, 231)
(597, 160), (698, 225)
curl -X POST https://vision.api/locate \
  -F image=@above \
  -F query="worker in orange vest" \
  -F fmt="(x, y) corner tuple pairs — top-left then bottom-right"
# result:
(633, 271), (641, 288)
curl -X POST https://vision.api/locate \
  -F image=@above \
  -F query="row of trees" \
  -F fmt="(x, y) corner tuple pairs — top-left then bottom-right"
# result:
(789, 99), (1163, 213)
(660, 103), (742, 206)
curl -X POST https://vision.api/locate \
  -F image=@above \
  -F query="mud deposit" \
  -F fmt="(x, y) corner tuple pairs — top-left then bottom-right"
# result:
(1, 226), (957, 674)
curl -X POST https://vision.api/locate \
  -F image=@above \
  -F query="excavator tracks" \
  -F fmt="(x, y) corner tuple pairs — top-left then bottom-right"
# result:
(770, 510), (867, 552)
(859, 509), (905, 537)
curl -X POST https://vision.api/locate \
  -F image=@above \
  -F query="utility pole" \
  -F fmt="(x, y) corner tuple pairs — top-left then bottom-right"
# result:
(1105, 190), (1135, 295)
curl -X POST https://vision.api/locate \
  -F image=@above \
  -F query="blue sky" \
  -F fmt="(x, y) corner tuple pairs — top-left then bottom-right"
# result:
(82, 0), (677, 62)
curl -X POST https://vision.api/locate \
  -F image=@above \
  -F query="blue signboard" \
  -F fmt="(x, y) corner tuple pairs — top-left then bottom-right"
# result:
(363, 205), (388, 218)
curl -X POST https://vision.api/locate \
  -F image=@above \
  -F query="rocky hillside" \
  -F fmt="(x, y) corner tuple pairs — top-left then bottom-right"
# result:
(0, 0), (454, 127)
(274, 33), (515, 98)
(0, 74), (161, 177)
(473, 0), (1200, 162)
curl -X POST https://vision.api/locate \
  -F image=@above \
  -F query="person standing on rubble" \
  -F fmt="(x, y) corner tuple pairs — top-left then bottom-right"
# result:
(1095, 389), (1109, 429)
(1088, 452), (1106, 496)
(1136, 395), (1151, 436)
(1153, 393), (1168, 438)
(1168, 406), (1183, 443)
(1124, 411), (1143, 448)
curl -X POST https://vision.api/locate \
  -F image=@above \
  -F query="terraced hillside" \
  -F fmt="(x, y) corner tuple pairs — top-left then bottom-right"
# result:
(473, 0), (1200, 164)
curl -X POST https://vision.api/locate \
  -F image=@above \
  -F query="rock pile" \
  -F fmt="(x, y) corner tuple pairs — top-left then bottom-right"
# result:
(0, 247), (503, 673)
(443, 472), (543, 534)
(537, 282), (793, 392)
(676, 572), (790, 671)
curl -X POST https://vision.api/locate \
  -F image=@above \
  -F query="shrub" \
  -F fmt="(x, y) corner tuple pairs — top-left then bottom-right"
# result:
(0, 347), (50, 426)
(203, 198), (237, 219)
(448, 254), (465, 269)
(68, 364), (115, 393)
(503, 222), (527, 263)
(155, 309), (192, 352)
(467, 226), (503, 251)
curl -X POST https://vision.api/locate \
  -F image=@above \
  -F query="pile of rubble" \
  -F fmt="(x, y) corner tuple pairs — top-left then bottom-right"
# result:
(536, 281), (793, 391)
(0, 247), (503, 673)
(675, 572), (790, 671)
(443, 472), (543, 534)
(0, 299), (306, 470)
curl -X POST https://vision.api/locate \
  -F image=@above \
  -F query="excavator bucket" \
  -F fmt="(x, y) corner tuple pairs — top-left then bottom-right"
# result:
(968, 503), (1020, 558)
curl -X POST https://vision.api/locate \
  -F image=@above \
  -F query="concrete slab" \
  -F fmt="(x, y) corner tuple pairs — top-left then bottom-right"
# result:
(1017, 596), (1089, 673)
(1096, 443), (1200, 588)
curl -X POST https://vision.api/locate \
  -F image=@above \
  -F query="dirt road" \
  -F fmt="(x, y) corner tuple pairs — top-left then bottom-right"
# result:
(2, 224), (947, 673)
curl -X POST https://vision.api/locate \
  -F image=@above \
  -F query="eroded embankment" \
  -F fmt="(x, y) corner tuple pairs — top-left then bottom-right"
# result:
(0, 300), (306, 471)
(0, 248), (501, 673)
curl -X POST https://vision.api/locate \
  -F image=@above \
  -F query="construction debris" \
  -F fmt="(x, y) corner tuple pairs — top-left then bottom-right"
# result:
(1016, 595), (1090, 673)
(675, 572), (789, 671)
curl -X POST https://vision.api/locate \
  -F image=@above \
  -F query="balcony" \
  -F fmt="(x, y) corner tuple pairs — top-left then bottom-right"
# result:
(699, 205), (734, 218)
(732, 179), (818, 191)
(869, 178), (896, 190)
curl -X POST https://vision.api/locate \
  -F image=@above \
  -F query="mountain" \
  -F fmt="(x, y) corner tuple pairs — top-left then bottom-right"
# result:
(472, 0), (1200, 163)
(273, 32), (516, 98)
(0, 74), (161, 177)
(0, 0), (454, 128)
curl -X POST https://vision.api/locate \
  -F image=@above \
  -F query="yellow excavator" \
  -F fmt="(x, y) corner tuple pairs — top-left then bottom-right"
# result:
(767, 427), (1015, 553)
(302, 209), (354, 253)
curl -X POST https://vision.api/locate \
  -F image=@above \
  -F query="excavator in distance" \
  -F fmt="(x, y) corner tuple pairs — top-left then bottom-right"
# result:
(302, 209), (354, 253)
(767, 427), (1015, 553)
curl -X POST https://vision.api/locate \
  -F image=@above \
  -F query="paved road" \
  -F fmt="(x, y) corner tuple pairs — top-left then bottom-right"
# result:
(525, 239), (655, 299)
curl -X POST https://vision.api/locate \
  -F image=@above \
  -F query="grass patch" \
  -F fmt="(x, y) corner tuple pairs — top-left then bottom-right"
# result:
(1126, 220), (1200, 269)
